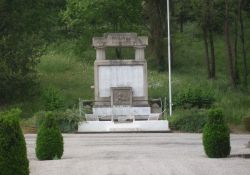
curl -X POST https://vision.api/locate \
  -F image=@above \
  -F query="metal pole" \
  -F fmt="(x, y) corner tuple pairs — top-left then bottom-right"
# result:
(167, 0), (172, 116)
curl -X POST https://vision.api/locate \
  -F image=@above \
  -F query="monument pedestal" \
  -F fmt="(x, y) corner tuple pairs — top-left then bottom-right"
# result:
(78, 33), (170, 132)
(78, 106), (170, 132)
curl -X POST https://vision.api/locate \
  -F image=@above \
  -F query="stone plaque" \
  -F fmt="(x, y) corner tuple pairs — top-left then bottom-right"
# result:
(98, 65), (144, 97)
(111, 87), (132, 106)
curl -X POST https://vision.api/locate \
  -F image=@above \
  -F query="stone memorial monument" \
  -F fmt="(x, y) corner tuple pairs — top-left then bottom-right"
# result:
(78, 33), (169, 132)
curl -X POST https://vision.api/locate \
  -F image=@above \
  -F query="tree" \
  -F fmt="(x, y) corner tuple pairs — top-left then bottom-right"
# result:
(224, 0), (237, 87)
(239, 0), (248, 87)
(143, 0), (167, 71)
(0, 0), (66, 105)
(63, 0), (144, 58)
(229, 0), (250, 88)
(203, 0), (216, 79)
(174, 0), (193, 33)
(192, 0), (223, 79)
(63, 0), (143, 35)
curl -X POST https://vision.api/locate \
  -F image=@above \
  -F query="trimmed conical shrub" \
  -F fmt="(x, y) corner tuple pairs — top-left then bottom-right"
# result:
(0, 109), (29, 175)
(36, 112), (64, 160)
(203, 109), (231, 158)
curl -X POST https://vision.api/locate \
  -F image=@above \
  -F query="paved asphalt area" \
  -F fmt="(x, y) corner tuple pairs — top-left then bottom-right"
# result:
(25, 133), (250, 175)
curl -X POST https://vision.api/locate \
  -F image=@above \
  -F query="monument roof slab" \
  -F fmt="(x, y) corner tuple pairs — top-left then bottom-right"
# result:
(93, 33), (148, 48)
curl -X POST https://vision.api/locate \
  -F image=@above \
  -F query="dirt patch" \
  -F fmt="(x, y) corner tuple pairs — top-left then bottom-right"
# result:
(22, 127), (37, 134)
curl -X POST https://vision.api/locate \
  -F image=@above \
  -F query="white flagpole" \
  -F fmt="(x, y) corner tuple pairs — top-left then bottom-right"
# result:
(167, 0), (172, 116)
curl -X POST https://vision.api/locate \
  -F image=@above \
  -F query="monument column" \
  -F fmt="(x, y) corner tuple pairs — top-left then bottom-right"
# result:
(134, 46), (145, 61)
(95, 47), (106, 60)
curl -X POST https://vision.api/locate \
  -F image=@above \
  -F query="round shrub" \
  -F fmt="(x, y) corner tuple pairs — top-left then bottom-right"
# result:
(34, 109), (83, 133)
(36, 112), (64, 160)
(242, 117), (250, 131)
(175, 87), (215, 109)
(168, 109), (208, 133)
(0, 109), (29, 175)
(203, 109), (230, 158)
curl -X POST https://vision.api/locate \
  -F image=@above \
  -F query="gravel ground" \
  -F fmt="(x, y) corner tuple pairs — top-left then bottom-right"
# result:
(26, 133), (250, 175)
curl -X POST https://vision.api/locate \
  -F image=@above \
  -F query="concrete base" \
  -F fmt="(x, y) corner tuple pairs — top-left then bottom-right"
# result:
(78, 120), (170, 132)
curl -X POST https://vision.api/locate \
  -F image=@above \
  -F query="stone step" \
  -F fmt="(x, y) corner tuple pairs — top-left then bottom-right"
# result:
(85, 114), (161, 121)
(78, 120), (170, 132)
(109, 123), (140, 131)
(93, 107), (151, 116)
(109, 127), (140, 131)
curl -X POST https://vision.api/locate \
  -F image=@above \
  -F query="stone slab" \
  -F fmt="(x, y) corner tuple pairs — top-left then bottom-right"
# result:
(93, 52), (148, 107)
(96, 62), (146, 98)
(93, 107), (151, 116)
(78, 120), (170, 132)
(93, 33), (148, 48)
(85, 114), (154, 121)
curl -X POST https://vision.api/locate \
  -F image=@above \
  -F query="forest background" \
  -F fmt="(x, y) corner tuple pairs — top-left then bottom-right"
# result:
(0, 0), (250, 132)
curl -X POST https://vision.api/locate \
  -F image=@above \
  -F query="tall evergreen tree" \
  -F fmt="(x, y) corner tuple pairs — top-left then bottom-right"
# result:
(0, 0), (66, 104)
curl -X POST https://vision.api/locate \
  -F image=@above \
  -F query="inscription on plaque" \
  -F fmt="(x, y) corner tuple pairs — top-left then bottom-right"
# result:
(111, 87), (132, 106)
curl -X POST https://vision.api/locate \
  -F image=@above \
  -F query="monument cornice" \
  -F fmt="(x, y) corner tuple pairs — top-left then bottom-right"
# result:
(93, 33), (148, 48)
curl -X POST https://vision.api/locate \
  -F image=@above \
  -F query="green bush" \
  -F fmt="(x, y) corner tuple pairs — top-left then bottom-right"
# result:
(203, 109), (231, 158)
(242, 116), (250, 131)
(56, 109), (84, 132)
(33, 109), (83, 133)
(33, 111), (47, 127)
(43, 87), (65, 111)
(168, 109), (208, 132)
(0, 108), (29, 175)
(36, 112), (64, 160)
(175, 87), (215, 109)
